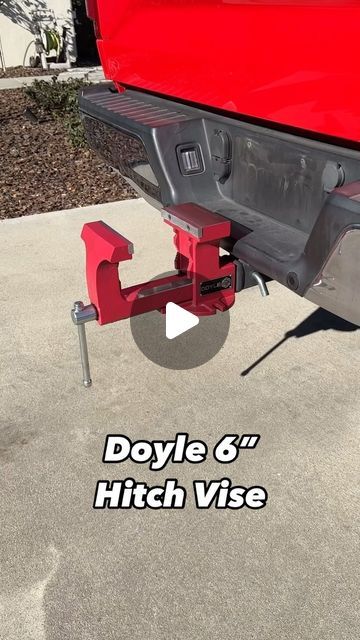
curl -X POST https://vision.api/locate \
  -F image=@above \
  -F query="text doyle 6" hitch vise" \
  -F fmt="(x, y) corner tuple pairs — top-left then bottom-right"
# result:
(71, 203), (267, 386)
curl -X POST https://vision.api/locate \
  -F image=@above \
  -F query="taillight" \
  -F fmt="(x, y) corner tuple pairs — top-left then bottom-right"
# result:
(85, 0), (101, 38)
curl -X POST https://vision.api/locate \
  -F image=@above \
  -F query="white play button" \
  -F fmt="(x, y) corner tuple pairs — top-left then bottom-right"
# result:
(165, 302), (199, 339)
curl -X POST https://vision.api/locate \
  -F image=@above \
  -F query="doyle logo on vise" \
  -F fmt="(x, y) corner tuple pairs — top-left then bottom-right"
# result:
(200, 276), (233, 296)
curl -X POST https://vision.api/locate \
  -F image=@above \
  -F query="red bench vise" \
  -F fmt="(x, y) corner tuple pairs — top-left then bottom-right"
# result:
(71, 203), (236, 386)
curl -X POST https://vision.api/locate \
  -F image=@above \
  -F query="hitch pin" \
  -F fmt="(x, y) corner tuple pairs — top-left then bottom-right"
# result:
(71, 301), (97, 388)
(251, 271), (269, 297)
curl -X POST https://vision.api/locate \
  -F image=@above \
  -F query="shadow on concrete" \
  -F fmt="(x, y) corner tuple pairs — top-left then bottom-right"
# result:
(241, 308), (358, 377)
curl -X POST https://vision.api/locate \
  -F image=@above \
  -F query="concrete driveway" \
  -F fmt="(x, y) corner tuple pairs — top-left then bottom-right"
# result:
(0, 199), (359, 640)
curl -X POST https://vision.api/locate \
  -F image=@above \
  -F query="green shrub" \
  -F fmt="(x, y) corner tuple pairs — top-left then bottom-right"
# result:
(25, 77), (90, 147)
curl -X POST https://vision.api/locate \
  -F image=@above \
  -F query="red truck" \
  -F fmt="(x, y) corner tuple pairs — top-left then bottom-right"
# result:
(75, 0), (360, 364)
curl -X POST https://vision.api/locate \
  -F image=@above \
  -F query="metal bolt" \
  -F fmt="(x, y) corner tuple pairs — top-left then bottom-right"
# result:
(72, 300), (94, 388)
(286, 272), (299, 291)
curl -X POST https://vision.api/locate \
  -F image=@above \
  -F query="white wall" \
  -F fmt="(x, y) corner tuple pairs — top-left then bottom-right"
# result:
(0, 0), (76, 68)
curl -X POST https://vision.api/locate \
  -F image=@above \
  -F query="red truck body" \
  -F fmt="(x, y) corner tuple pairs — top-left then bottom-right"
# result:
(90, 0), (360, 143)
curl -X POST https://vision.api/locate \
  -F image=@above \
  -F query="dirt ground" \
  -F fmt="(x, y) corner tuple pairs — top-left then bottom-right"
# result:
(0, 66), (61, 78)
(0, 88), (136, 219)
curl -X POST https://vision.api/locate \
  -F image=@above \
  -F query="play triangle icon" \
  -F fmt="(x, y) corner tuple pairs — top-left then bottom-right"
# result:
(165, 302), (199, 339)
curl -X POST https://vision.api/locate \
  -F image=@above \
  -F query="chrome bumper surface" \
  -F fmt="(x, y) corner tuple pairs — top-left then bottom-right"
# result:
(305, 227), (360, 326)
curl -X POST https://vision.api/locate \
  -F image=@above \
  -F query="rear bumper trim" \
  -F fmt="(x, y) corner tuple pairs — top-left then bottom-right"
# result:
(305, 226), (360, 326)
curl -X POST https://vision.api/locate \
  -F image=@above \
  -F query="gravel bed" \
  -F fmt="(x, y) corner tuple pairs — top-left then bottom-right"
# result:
(0, 88), (137, 219)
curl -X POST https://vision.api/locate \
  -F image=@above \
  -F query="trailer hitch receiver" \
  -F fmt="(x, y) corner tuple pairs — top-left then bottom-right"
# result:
(72, 203), (236, 385)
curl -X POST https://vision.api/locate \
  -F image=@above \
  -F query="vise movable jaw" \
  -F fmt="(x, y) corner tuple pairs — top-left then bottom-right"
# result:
(71, 203), (236, 386)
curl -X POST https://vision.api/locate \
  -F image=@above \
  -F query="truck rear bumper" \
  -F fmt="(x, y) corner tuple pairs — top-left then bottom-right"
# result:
(79, 84), (360, 325)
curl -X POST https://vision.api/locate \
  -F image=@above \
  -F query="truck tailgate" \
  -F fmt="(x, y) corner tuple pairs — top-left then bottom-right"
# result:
(94, 0), (360, 143)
